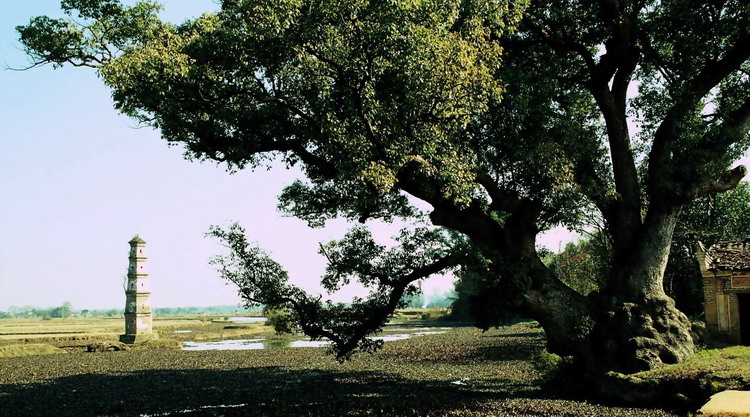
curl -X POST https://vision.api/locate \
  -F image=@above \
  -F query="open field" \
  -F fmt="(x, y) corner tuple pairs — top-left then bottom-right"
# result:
(0, 319), (688, 417)
(0, 315), (274, 347)
(0, 309), (450, 347)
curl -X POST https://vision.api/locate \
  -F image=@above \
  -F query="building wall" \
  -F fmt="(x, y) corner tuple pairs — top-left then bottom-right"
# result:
(703, 272), (746, 344)
(704, 276), (719, 334)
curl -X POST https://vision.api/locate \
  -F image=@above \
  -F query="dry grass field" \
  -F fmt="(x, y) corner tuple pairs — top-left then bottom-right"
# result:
(0, 315), (273, 347)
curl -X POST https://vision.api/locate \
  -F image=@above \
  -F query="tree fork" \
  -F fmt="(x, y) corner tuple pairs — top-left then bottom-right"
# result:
(592, 205), (695, 373)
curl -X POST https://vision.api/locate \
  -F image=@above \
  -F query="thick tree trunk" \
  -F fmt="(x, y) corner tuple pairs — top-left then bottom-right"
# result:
(486, 206), (697, 376)
(588, 206), (696, 374)
(482, 205), (696, 376)
(425, 198), (596, 361)
(409, 171), (695, 377)
(521, 257), (595, 359)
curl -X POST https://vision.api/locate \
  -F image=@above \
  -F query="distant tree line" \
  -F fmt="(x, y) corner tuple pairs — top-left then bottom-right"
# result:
(2, 302), (122, 319)
(0, 299), (459, 319)
(0, 304), (264, 318)
(154, 305), (261, 316)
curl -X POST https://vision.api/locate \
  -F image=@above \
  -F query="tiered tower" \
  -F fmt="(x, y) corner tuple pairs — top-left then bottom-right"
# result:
(120, 236), (157, 343)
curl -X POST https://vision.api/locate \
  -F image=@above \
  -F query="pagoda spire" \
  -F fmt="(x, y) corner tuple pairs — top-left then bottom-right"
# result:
(120, 236), (157, 343)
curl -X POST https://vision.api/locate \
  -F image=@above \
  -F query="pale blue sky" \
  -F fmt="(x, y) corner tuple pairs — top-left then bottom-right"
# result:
(3, 1), (739, 312)
(0, 0), (461, 311)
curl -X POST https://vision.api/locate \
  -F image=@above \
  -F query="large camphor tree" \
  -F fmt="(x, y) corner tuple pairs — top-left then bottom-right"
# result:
(19, 0), (750, 383)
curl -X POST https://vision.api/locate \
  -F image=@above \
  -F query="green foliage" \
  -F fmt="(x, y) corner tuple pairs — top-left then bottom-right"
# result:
(265, 309), (295, 334)
(635, 0), (750, 180)
(545, 236), (610, 296)
(530, 348), (567, 376)
(676, 181), (750, 242)
(86, 341), (129, 352)
(17, 0), (164, 69)
(18, 0), (526, 212)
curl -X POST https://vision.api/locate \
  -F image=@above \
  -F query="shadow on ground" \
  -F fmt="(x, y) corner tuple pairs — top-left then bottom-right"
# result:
(0, 366), (530, 417)
(0, 327), (683, 417)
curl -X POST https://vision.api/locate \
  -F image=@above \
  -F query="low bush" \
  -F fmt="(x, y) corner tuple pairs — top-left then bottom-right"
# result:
(265, 309), (296, 335)
(420, 310), (448, 320)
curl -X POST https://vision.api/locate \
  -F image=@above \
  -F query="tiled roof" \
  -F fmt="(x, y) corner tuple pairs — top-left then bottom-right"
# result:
(705, 239), (750, 271)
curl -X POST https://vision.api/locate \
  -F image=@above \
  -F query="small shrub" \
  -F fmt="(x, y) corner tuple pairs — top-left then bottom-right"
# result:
(420, 308), (451, 321)
(531, 349), (565, 374)
(531, 348), (575, 384)
(266, 309), (295, 335)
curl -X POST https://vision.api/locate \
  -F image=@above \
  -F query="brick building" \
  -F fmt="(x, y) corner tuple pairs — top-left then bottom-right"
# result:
(696, 239), (750, 345)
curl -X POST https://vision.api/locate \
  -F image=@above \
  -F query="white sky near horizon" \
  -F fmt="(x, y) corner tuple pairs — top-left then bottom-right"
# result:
(0, 1), (746, 311)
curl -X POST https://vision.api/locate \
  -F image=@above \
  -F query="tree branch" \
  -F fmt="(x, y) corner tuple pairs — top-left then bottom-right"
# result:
(650, 32), (750, 188)
(522, 16), (596, 73)
(476, 173), (525, 214)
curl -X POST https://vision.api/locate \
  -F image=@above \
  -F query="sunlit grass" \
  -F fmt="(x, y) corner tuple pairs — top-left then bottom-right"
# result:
(0, 343), (66, 358)
(0, 315), (277, 346)
(634, 345), (750, 392)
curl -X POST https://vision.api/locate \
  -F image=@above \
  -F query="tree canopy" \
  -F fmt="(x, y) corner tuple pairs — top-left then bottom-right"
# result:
(18, 0), (750, 382)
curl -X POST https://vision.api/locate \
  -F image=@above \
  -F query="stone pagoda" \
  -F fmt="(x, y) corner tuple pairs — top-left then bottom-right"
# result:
(120, 236), (157, 343)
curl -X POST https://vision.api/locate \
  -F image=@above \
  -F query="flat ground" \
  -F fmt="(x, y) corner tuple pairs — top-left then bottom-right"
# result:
(0, 315), (273, 346)
(0, 320), (683, 417)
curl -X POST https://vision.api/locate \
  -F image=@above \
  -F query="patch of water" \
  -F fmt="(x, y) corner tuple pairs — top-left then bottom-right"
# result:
(371, 334), (411, 342)
(383, 327), (451, 332)
(451, 378), (471, 386)
(183, 339), (266, 351)
(145, 403), (249, 416)
(224, 317), (267, 323)
(289, 340), (330, 348)
(181, 328), (451, 351)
